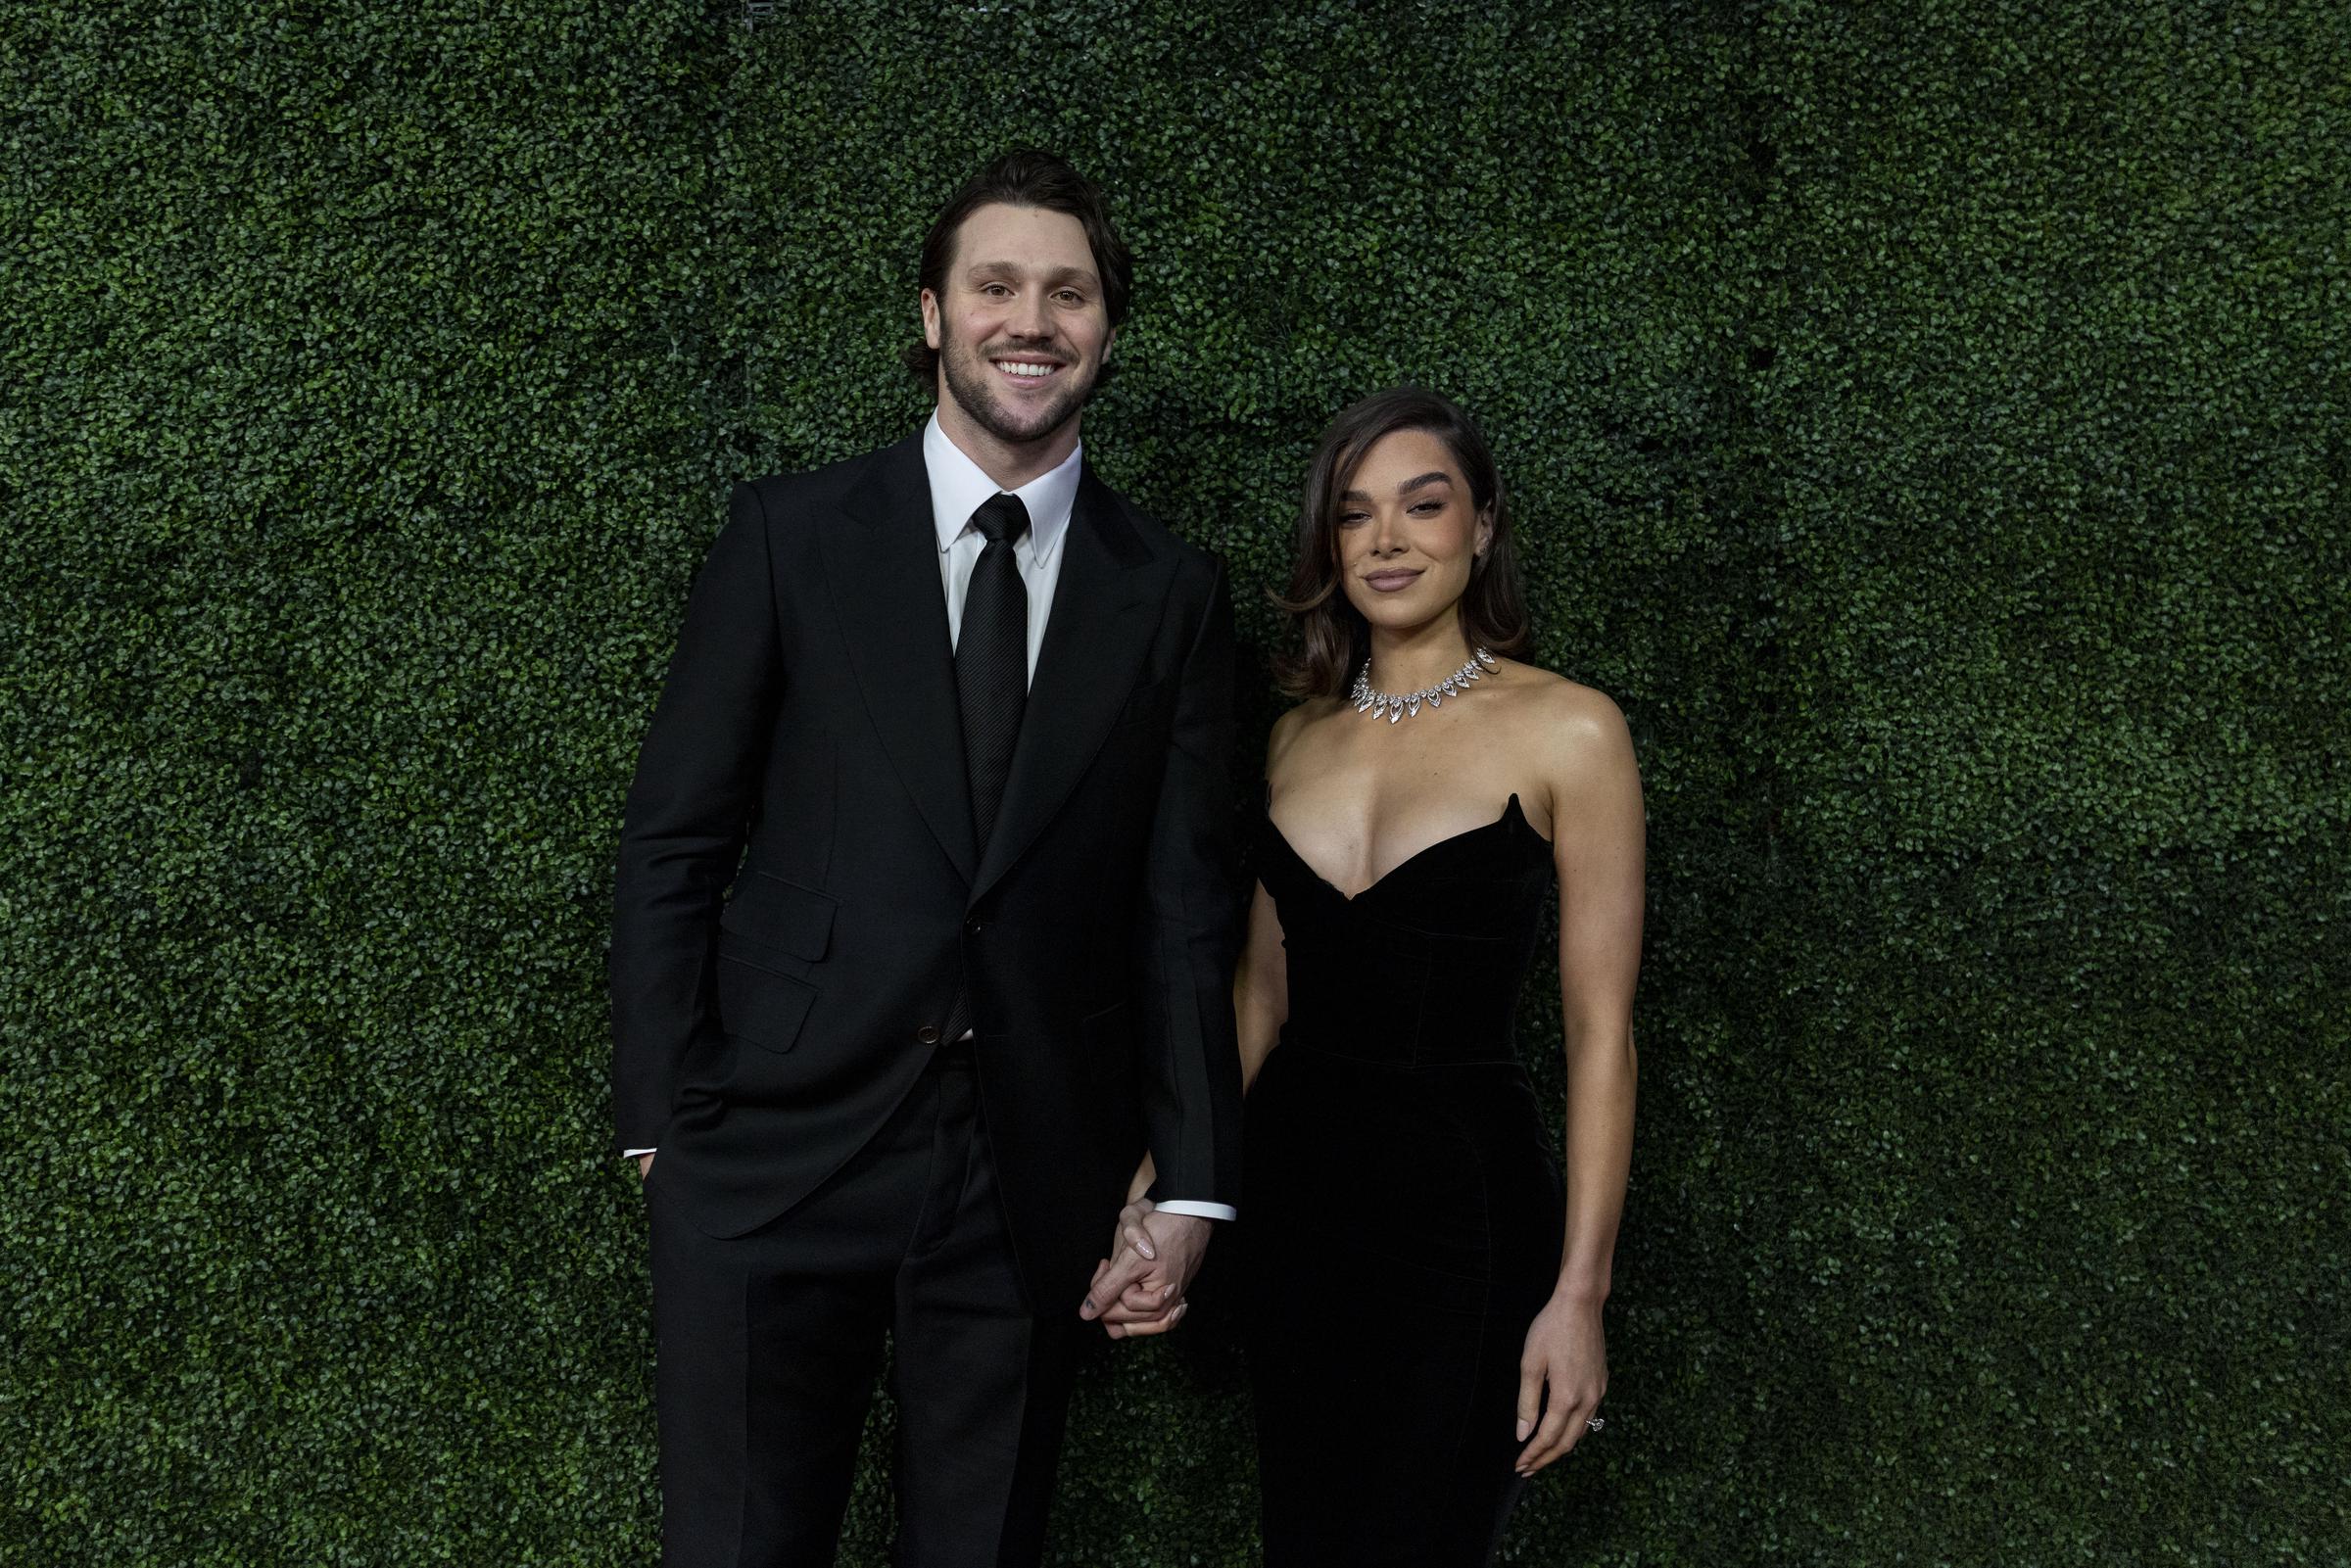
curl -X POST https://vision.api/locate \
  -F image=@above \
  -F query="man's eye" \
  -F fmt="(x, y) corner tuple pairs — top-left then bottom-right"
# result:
(1055, 291), (1084, 305)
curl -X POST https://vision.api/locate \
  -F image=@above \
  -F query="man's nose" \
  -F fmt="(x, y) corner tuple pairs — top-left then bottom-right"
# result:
(1010, 288), (1053, 341)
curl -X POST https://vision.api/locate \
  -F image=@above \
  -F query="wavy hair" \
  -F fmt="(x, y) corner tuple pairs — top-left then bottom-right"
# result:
(1271, 388), (1531, 698)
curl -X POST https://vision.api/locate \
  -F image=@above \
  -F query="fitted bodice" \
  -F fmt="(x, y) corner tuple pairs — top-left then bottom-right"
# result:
(1245, 791), (1567, 1565)
(1256, 793), (1554, 1069)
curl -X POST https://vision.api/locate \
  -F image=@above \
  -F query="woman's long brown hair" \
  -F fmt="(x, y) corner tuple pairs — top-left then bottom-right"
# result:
(1271, 388), (1531, 699)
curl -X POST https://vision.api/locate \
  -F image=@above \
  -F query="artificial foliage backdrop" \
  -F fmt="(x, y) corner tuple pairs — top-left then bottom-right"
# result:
(3, 0), (2344, 1562)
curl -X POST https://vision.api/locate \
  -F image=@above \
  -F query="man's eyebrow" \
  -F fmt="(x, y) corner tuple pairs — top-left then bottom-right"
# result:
(962, 260), (1101, 287)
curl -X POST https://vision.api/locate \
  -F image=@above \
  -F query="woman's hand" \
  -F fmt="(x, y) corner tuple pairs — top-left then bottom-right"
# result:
(1513, 1293), (1607, 1476)
(1107, 1154), (1160, 1263)
(1080, 1156), (1189, 1337)
(1083, 1195), (1179, 1339)
(1104, 1194), (1158, 1265)
(1082, 1201), (1212, 1339)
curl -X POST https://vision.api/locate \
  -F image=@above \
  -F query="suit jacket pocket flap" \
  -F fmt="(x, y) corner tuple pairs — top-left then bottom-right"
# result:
(719, 872), (837, 961)
(716, 955), (817, 1054)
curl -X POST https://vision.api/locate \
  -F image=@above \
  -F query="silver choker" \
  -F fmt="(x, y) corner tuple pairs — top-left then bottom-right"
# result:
(1351, 648), (1499, 722)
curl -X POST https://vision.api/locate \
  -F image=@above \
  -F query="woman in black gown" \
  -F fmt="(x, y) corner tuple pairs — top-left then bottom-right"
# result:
(1105, 388), (1644, 1564)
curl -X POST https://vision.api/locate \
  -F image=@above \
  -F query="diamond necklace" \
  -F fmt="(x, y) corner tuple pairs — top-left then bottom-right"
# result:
(1350, 647), (1499, 723)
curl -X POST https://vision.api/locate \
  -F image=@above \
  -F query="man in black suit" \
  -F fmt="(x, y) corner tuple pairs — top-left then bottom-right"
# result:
(609, 150), (1243, 1565)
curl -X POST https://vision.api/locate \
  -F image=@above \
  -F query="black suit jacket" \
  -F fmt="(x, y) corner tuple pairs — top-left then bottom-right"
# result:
(609, 432), (1245, 1307)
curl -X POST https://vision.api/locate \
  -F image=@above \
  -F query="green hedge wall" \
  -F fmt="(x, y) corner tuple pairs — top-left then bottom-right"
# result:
(4, 1), (2343, 1562)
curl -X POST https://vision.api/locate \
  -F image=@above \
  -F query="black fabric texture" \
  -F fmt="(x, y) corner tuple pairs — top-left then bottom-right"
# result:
(1243, 793), (1563, 1567)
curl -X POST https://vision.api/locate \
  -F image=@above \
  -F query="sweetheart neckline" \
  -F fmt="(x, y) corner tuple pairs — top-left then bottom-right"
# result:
(1263, 792), (1551, 905)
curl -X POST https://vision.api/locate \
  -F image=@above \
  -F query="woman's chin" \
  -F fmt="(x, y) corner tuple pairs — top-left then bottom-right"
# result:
(1349, 594), (1462, 634)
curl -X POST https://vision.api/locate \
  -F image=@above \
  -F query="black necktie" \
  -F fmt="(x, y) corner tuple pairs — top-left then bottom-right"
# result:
(956, 492), (1032, 850)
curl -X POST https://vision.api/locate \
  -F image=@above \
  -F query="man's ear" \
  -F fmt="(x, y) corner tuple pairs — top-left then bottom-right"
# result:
(921, 288), (941, 351)
(1102, 326), (1116, 363)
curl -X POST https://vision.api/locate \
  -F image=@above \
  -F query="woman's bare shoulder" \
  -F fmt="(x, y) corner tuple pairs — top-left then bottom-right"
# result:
(1495, 662), (1635, 777)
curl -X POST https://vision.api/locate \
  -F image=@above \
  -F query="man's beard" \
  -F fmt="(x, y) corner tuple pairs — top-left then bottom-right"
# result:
(938, 326), (1101, 447)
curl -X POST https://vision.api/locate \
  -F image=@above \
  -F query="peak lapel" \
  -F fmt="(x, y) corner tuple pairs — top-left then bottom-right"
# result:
(818, 435), (980, 884)
(970, 469), (1173, 902)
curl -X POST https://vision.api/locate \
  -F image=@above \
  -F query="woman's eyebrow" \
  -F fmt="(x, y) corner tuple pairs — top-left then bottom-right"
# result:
(1339, 473), (1454, 504)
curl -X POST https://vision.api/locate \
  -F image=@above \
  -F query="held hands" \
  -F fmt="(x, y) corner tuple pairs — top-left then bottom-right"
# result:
(1080, 1199), (1210, 1339)
(1513, 1292), (1607, 1476)
(636, 1153), (655, 1180)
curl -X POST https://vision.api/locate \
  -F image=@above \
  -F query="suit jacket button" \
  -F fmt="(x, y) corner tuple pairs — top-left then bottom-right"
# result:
(965, 916), (984, 935)
(916, 1024), (942, 1045)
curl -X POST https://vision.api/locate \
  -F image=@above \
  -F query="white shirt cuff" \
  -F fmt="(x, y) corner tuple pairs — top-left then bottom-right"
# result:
(624, 1149), (1222, 1221)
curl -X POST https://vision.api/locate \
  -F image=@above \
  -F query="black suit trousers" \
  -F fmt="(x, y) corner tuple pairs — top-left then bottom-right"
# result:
(648, 1044), (1077, 1567)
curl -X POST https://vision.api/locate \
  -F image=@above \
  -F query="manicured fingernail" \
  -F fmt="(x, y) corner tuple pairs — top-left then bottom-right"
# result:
(1515, 1420), (1532, 1441)
(1137, 1241), (1156, 1259)
(1172, 1303), (1188, 1320)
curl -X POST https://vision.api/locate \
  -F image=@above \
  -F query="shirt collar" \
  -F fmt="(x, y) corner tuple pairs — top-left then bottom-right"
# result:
(923, 410), (1082, 567)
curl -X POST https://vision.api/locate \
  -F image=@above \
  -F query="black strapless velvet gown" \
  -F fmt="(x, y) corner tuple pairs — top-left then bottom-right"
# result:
(1243, 793), (1564, 1568)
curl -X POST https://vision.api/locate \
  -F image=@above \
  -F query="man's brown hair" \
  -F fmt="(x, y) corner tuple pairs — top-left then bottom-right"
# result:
(903, 150), (1134, 381)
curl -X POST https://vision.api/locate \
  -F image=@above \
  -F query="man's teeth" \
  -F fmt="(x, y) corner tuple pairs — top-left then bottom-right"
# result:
(996, 361), (1057, 378)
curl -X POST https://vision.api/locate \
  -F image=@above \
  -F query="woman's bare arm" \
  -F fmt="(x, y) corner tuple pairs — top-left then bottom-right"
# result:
(1234, 879), (1290, 1094)
(1549, 689), (1645, 1302)
(1514, 684), (1645, 1476)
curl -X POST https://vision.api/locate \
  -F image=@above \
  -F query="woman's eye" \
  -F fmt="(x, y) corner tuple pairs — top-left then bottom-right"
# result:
(1337, 512), (1367, 527)
(1410, 501), (1442, 515)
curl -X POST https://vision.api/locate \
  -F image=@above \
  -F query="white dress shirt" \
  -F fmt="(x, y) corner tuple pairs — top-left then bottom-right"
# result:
(632, 415), (1234, 1224)
(923, 411), (1080, 677)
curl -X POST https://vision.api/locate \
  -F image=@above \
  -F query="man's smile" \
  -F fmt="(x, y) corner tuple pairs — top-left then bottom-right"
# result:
(991, 356), (1066, 385)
